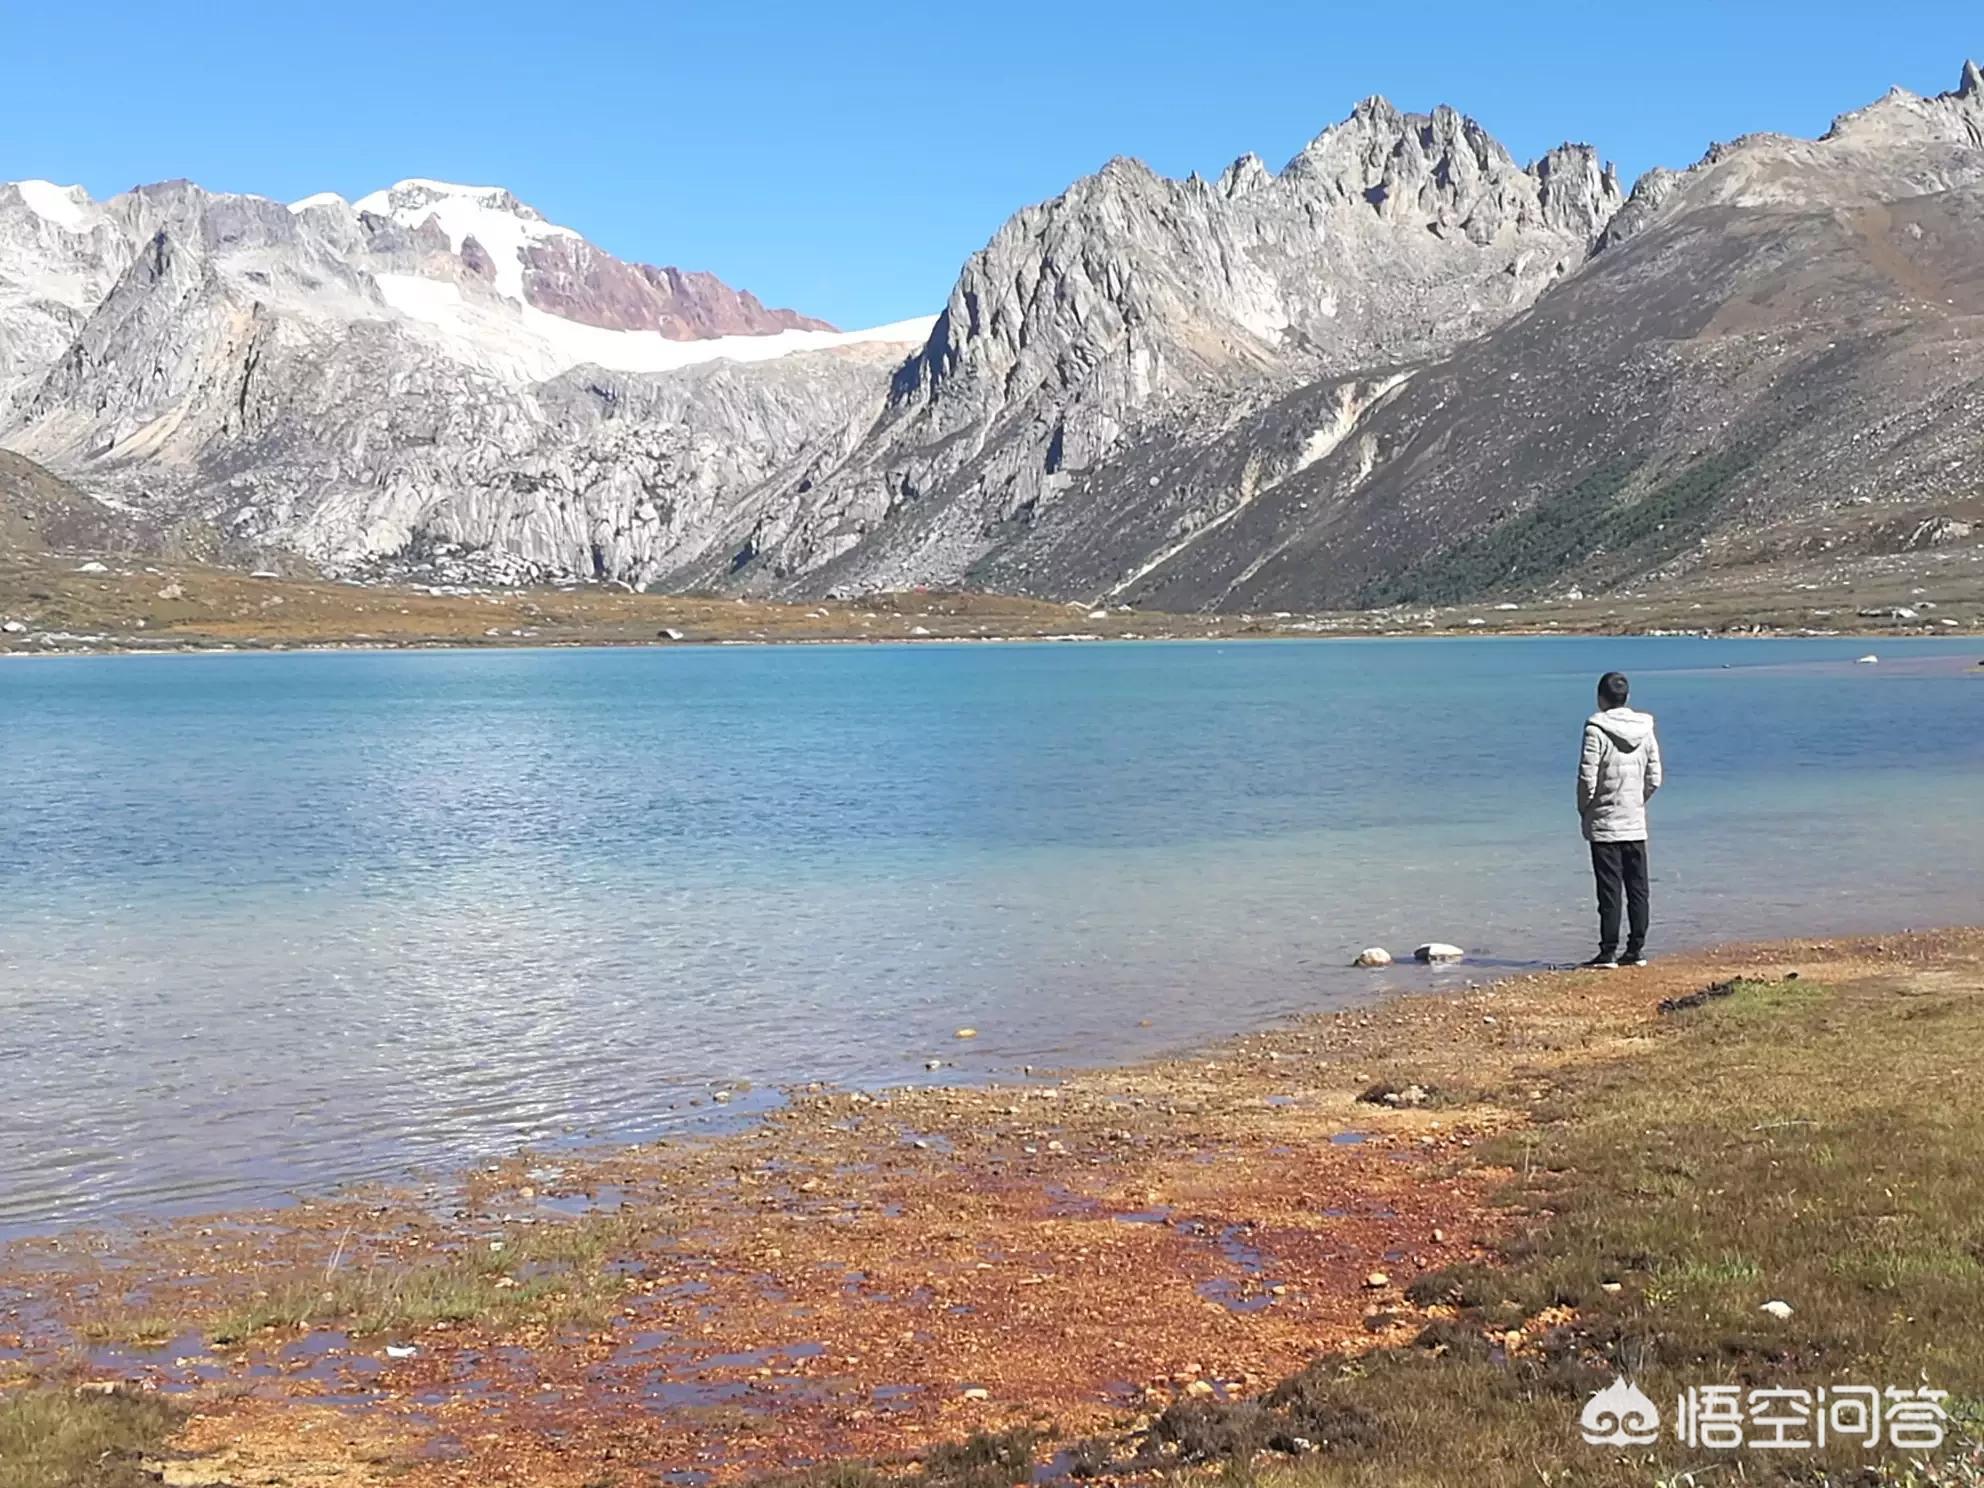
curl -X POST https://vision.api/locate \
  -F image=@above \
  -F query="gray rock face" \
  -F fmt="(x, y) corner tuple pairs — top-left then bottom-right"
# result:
(1074, 63), (1984, 614)
(731, 100), (1620, 592)
(0, 177), (926, 580)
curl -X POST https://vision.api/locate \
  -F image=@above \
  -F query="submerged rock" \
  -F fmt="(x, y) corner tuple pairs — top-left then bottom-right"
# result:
(1414, 942), (1465, 964)
(1353, 947), (1393, 968)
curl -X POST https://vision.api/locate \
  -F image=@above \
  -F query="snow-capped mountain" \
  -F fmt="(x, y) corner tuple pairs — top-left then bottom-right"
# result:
(0, 175), (936, 578)
(5, 64), (1983, 606)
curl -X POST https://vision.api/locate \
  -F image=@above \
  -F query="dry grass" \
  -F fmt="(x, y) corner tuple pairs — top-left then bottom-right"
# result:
(0, 1387), (181, 1488)
(4, 533), (1979, 656)
(211, 1210), (660, 1344)
(1225, 972), (1984, 1486)
(80, 1209), (664, 1347)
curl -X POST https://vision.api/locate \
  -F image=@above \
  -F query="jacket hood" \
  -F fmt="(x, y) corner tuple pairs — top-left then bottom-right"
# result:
(1587, 707), (1655, 751)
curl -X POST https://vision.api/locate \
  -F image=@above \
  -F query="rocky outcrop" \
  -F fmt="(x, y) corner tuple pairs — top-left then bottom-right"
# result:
(523, 242), (835, 337)
(1065, 63), (1984, 613)
(727, 99), (1622, 593)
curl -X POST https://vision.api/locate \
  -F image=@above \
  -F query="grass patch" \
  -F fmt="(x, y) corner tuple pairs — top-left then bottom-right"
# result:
(1240, 972), (1984, 1485)
(207, 1211), (659, 1343)
(1360, 446), (1760, 606)
(0, 1388), (182, 1488)
(82, 1209), (665, 1348)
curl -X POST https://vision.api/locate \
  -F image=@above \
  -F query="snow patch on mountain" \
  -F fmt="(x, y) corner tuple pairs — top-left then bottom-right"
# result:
(355, 179), (578, 301)
(13, 180), (94, 232)
(375, 272), (934, 380)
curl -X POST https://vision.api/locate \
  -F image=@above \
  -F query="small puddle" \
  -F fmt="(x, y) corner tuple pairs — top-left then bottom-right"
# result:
(529, 1184), (630, 1219)
(1040, 1184), (1102, 1219)
(645, 1377), (753, 1409)
(1192, 1223), (1280, 1314)
(699, 1341), (824, 1370)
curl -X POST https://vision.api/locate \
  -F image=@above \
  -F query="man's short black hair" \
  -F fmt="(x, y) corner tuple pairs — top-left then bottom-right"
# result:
(1598, 671), (1630, 709)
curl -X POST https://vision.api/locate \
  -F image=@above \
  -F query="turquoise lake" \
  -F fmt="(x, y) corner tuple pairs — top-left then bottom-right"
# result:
(2, 636), (1979, 1232)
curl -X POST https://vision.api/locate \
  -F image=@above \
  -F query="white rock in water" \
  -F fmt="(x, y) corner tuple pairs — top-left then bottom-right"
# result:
(1856, 654), (1879, 664)
(1353, 948), (1393, 968)
(1414, 943), (1465, 964)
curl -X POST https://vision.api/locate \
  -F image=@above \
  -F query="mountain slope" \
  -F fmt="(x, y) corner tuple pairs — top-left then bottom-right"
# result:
(778, 62), (1984, 608)
(0, 448), (128, 551)
(0, 178), (932, 577)
(3, 67), (1981, 608)
(716, 101), (1620, 592)
(1080, 63), (1984, 611)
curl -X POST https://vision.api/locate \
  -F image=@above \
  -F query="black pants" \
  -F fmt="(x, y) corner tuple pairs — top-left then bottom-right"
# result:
(1590, 840), (1650, 958)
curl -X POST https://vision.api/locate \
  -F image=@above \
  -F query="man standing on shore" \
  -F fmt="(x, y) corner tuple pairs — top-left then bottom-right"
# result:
(1577, 671), (1663, 969)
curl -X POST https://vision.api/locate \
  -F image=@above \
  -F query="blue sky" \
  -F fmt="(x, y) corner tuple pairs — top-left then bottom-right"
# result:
(3, 1), (1977, 328)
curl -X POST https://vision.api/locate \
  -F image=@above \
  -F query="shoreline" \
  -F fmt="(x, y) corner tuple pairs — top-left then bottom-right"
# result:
(5, 546), (1980, 659)
(6, 624), (1981, 664)
(8, 893), (1977, 1249)
(6, 926), (1980, 1484)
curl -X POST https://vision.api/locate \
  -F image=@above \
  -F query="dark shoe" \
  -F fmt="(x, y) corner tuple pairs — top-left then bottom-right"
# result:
(1582, 954), (1620, 970)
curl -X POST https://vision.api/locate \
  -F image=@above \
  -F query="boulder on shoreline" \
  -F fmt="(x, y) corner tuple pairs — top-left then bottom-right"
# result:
(1414, 943), (1465, 964)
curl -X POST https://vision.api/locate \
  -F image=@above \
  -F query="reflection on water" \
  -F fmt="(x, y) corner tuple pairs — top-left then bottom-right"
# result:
(1, 636), (1979, 1231)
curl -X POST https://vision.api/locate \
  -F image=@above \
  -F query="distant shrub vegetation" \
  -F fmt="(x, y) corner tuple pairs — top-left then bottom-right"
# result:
(1362, 445), (1761, 607)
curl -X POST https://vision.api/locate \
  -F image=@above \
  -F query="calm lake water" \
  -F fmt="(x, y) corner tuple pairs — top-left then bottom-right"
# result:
(2, 636), (1980, 1232)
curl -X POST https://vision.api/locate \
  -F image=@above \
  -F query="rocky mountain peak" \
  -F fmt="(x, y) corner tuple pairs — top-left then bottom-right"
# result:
(1532, 144), (1622, 237)
(354, 179), (555, 229)
(1586, 58), (1984, 254)
(754, 95), (1628, 593)
(1216, 153), (1273, 198)
(1822, 59), (1984, 146)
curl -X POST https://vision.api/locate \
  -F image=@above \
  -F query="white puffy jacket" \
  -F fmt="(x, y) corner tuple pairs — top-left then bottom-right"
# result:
(1577, 707), (1663, 842)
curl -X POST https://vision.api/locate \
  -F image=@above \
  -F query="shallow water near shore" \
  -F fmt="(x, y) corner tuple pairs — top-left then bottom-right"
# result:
(2, 634), (1980, 1233)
